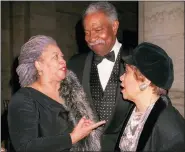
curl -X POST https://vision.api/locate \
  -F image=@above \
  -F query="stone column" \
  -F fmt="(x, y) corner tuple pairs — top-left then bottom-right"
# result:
(11, 1), (30, 58)
(1, 2), (31, 109)
(138, 1), (184, 116)
(1, 2), (12, 113)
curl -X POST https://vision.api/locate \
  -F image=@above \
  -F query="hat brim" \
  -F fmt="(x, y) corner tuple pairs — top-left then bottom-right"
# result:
(121, 55), (135, 65)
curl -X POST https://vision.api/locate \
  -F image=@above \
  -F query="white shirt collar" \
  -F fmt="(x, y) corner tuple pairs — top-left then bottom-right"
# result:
(97, 38), (122, 90)
(110, 38), (122, 61)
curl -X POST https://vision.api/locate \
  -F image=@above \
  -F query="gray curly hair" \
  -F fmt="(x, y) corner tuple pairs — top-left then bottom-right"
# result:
(16, 35), (57, 87)
(83, 1), (118, 22)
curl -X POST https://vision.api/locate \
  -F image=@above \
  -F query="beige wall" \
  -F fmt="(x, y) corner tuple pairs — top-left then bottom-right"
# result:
(139, 1), (184, 116)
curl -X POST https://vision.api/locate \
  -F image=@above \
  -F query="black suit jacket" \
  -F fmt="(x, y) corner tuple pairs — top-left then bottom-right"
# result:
(67, 46), (134, 150)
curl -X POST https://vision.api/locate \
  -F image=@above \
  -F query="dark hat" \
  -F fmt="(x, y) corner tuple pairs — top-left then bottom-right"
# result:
(122, 42), (174, 90)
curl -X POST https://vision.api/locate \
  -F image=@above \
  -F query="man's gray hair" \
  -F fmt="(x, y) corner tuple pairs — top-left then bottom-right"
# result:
(16, 35), (57, 87)
(83, 1), (118, 22)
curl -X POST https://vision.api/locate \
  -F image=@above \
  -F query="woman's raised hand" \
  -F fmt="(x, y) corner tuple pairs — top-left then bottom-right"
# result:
(70, 116), (106, 144)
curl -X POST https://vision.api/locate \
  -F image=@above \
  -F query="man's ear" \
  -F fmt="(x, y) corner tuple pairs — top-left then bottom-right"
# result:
(112, 20), (119, 35)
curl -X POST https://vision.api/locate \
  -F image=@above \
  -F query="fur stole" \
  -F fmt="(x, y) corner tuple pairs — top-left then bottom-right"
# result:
(59, 70), (103, 151)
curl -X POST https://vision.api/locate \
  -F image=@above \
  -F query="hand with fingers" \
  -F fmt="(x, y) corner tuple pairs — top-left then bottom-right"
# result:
(70, 116), (106, 144)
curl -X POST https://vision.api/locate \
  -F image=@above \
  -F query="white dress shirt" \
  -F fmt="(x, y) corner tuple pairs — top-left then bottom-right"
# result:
(97, 39), (122, 90)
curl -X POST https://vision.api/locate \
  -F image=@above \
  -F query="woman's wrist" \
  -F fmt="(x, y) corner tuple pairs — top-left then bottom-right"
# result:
(69, 132), (78, 144)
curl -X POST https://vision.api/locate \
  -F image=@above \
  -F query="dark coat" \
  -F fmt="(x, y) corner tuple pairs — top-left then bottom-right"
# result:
(8, 87), (72, 152)
(8, 71), (101, 152)
(67, 46), (134, 150)
(103, 96), (185, 152)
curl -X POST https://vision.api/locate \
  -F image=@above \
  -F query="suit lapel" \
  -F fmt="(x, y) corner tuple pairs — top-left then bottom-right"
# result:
(103, 45), (134, 133)
(137, 97), (167, 151)
(82, 51), (93, 100)
(82, 52), (100, 121)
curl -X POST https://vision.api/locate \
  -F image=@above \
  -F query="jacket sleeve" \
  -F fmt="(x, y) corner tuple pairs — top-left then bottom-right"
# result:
(160, 133), (185, 152)
(8, 94), (72, 152)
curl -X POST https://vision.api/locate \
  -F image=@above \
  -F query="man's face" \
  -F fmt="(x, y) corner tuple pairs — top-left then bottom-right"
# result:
(83, 11), (119, 56)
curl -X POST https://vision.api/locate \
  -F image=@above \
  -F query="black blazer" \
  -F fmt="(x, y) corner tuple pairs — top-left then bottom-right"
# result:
(104, 96), (185, 151)
(67, 46), (134, 148)
(8, 87), (72, 152)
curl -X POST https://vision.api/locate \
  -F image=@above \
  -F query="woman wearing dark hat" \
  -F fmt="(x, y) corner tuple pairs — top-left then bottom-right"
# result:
(114, 42), (184, 151)
(8, 35), (105, 152)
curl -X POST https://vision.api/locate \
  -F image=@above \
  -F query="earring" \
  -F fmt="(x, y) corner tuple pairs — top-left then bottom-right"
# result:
(139, 83), (148, 91)
(38, 70), (43, 76)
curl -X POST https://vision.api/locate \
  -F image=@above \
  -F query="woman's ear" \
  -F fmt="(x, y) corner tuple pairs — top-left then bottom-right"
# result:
(138, 77), (151, 86)
(34, 60), (41, 71)
(138, 78), (151, 91)
(143, 78), (151, 87)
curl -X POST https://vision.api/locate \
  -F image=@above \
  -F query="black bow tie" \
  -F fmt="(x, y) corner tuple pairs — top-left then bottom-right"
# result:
(94, 51), (115, 65)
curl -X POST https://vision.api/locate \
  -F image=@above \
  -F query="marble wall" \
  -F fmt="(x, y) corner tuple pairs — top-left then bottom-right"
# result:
(139, 2), (184, 116)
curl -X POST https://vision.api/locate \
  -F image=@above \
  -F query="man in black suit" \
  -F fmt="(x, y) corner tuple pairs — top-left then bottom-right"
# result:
(67, 2), (134, 150)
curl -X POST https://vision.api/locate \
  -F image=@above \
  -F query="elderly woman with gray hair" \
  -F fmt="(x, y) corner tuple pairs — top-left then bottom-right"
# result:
(8, 35), (105, 152)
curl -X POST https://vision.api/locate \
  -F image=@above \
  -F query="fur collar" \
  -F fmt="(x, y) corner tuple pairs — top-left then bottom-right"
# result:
(59, 70), (103, 151)
(136, 95), (168, 151)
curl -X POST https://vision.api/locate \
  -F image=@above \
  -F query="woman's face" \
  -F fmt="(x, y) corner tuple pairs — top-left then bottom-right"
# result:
(38, 44), (67, 82)
(120, 65), (141, 101)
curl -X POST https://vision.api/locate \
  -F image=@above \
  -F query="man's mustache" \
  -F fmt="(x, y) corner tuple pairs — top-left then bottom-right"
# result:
(88, 39), (105, 46)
